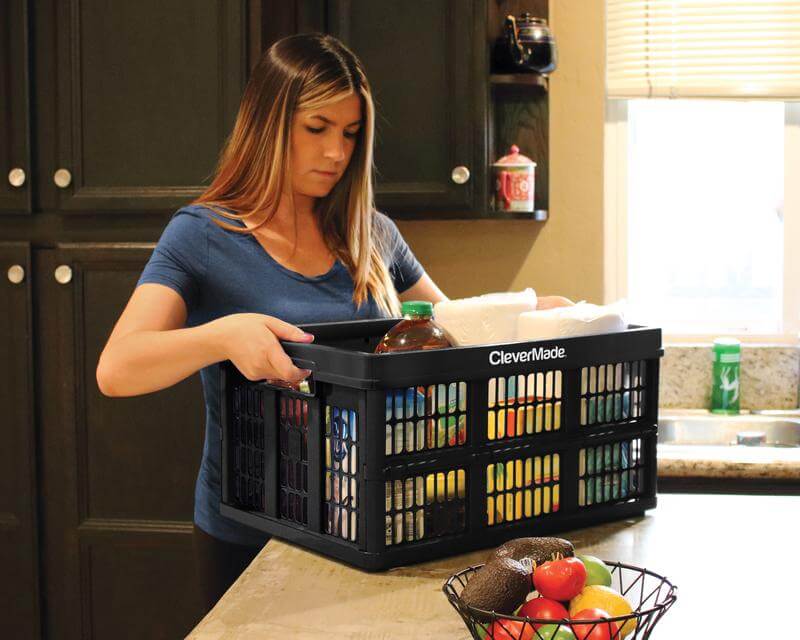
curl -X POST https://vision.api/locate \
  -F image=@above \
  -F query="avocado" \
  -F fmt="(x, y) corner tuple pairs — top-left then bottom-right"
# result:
(490, 537), (574, 569)
(459, 556), (531, 621)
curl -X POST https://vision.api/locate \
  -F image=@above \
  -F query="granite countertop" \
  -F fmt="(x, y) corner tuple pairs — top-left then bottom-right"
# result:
(657, 444), (800, 479)
(187, 493), (798, 639)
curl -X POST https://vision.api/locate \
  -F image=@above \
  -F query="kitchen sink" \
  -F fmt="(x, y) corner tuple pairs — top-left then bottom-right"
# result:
(658, 411), (800, 448)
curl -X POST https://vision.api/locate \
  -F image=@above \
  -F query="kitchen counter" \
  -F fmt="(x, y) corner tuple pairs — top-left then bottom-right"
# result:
(656, 409), (800, 486)
(658, 444), (800, 479)
(187, 493), (798, 639)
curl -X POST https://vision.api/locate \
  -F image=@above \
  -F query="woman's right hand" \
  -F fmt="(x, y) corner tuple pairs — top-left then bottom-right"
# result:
(208, 313), (314, 383)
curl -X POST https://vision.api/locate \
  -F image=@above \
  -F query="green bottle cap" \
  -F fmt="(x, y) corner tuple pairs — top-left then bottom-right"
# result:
(401, 301), (433, 317)
(713, 337), (741, 352)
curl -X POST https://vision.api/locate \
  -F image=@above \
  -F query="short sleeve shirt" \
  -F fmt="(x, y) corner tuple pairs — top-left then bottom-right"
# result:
(137, 204), (424, 545)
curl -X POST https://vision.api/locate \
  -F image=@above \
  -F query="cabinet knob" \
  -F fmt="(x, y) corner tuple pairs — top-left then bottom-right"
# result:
(54, 265), (73, 284)
(54, 169), (73, 189)
(8, 168), (26, 188)
(451, 166), (470, 185)
(7, 265), (25, 284)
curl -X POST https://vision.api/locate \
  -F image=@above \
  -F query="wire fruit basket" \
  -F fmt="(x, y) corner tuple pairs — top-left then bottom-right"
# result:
(443, 560), (677, 639)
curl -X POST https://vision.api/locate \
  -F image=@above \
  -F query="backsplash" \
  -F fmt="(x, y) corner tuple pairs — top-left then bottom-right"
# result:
(659, 345), (800, 410)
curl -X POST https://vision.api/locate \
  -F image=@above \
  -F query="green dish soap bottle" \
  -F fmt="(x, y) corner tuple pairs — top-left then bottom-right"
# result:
(711, 337), (741, 414)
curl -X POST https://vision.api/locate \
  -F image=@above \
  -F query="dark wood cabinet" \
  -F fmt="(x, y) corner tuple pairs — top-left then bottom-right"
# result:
(0, 2), (256, 636)
(326, 0), (488, 218)
(35, 246), (207, 639)
(32, 0), (248, 214)
(0, 243), (41, 639)
(3, 0), (547, 223)
(0, 2), (553, 636)
(311, 0), (550, 219)
(0, 0), (33, 214)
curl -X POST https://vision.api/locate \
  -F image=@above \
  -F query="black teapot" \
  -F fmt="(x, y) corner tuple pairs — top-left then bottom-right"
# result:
(493, 13), (557, 75)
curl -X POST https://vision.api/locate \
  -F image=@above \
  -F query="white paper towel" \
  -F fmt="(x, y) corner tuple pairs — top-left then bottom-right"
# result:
(433, 289), (538, 346)
(516, 302), (627, 341)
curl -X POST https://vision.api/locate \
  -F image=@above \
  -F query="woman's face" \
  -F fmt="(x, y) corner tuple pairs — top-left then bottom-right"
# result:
(290, 93), (362, 200)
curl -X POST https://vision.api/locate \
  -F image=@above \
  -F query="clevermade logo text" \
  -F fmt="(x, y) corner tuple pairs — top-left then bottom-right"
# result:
(489, 346), (566, 366)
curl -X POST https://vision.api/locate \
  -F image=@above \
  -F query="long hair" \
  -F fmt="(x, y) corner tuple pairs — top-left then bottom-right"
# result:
(192, 33), (400, 317)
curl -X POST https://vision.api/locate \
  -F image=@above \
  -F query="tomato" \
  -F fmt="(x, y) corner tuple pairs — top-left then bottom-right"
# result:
(518, 597), (569, 629)
(486, 619), (535, 640)
(570, 608), (620, 640)
(533, 557), (587, 601)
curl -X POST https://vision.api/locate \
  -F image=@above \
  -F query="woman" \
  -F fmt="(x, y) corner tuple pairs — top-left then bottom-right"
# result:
(96, 33), (570, 614)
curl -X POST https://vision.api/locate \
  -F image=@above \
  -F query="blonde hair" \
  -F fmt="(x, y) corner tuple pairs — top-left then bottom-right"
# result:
(192, 33), (401, 317)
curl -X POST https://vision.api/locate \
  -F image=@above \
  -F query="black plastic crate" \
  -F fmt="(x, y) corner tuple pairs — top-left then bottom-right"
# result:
(219, 318), (662, 571)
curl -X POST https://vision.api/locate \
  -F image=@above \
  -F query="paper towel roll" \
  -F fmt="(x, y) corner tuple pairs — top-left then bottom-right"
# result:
(516, 302), (627, 341)
(433, 289), (538, 346)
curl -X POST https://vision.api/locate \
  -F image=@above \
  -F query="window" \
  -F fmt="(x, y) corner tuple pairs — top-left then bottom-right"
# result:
(604, 0), (800, 340)
(606, 99), (799, 338)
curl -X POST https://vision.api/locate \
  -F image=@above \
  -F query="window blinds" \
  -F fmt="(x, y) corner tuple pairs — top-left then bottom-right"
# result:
(606, 1), (800, 99)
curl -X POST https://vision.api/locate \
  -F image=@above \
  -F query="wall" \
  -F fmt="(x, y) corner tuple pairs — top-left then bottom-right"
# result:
(396, 0), (607, 303)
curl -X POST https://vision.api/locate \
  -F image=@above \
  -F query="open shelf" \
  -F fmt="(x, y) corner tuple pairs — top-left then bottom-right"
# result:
(490, 208), (548, 221)
(389, 209), (548, 221)
(486, 0), (550, 219)
(489, 73), (549, 89)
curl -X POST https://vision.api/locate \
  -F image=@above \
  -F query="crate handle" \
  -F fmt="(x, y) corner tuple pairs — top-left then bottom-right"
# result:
(260, 358), (316, 397)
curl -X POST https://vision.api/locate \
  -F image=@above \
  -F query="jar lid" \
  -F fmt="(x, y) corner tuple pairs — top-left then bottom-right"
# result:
(402, 301), (433, 317)
(518, 13), (547, 25)
(494, 145), (536, 167)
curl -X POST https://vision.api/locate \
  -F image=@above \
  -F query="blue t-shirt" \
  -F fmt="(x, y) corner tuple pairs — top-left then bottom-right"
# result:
(137, 204), (424, 546)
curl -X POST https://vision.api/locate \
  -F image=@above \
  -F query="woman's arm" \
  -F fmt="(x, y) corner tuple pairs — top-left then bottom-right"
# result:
(96, 284), (312, 397)
(96, 284), (220, 397)
(399, 273), (448, 304)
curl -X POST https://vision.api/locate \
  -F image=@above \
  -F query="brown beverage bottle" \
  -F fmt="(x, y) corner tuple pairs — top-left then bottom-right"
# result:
(374, 301), (452, 353)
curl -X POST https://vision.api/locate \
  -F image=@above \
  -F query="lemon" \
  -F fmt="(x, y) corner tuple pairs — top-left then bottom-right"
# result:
(569, 585), (636, 639)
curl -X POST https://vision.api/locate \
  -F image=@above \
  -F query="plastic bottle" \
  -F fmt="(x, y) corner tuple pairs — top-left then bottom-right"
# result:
(374, 301), (452, 353)
(711, 337), (741, 414)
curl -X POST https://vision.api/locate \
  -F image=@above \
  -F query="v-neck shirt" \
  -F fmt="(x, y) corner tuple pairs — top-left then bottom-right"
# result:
(137, 204), (424, 545)
(240, 216), (340, 280)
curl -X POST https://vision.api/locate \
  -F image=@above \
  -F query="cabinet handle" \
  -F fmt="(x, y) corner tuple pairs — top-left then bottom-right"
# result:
(451, 166), (470, 185)
(7, 265), (25, 284)
(54, 265), (73, 284)
(54, 169), (73, 189)
(8, 168), (26, 188)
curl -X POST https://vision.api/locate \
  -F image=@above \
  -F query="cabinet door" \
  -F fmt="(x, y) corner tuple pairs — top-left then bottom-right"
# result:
(35, 1), (247, 214)
(36, 246), (206, 639)
(0, 0), (32, 213)
(327, 0), (487, 217)
(0, 243), (41, 638)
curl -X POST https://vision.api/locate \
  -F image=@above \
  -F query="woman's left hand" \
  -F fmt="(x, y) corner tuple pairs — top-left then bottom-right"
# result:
(537, 295), (575, 310)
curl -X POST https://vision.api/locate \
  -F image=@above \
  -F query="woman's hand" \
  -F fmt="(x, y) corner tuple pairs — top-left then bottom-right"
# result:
(207, 313), (314, 383)
(537, 295), (576, 310)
